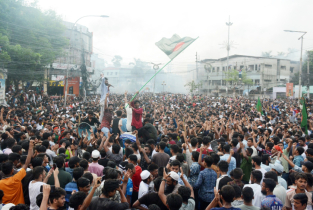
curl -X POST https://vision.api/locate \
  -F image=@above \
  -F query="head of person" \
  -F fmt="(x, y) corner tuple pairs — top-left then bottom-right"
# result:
(128, 154), (137, 165)
(170, 160), (180, 173)
(144, 144), (152, 155)
(178, 186), (191, 203)
(112, 143), (120, 154)
(69, 191), (87, 210)
(295, 173), (308, 190)
(166, 171), (179, 189)
(91, 150), (100, 162)
(232, 168), (243, 181)
(32, 166), (46, 182)
(170, 145), (179, 155)
(133, 100), (140, 109)
(148, 163), (158, 179)
(261, 178), (276, 196)
(166, 193), (183, 210)
(77, 177), (91, 194)
(223, 144), (231, 154)
(293, 193), (308, 210)
(220, 185), (236, 203)
(159, 141), (166, 151)
(298, 137), (306, 147)
(49, 187), (66, 208)
(79, 159), (89, 171)
(101, 179), (120, 198)
(217, 160), (229, 174)
(148, 204), (161, 210)
(242, 187), (254, 204)
(203, 156), (213, 168)
(302, 161), (313, 173)
(126, 163), (136, 177)
(232, 184), (242, 199)
(250, 170), (263, 184)
(264, 171), (278, 183)
(191, 151), (199, 163)
(141, 170), (152, 184)
(73, 167), (85, 181)
(108, 104), (114, 112)
(252, 156), (262, 167)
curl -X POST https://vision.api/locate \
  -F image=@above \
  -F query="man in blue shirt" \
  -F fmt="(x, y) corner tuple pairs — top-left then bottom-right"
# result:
(261, 178), (283, 210)
(125, 163), (136, 205)
(219, 144), (236, 175)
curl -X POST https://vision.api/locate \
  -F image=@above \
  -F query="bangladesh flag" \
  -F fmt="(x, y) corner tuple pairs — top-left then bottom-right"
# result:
(155, 34), (197, 59)
(301, 97), (308, 134)
(256, 97), (264, 115)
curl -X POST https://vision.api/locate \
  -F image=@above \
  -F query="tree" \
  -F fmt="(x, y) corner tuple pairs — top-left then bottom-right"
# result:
(262, 51), (273, 58)
(184, 80), (202, 94)
(225, 69), (253, 96)
(290, 50), (313, 86)
(0, 0), (68, 89)
(112, 55), (122, 67)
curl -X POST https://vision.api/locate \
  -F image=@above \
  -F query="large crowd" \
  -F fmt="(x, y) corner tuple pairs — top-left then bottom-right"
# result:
(0, 85), (312, 210)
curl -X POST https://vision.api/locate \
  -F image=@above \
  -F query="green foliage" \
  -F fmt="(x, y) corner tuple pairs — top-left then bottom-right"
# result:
(262, 51), (273, 58)
(225, 69), (253, 85)
(290, 50), (313, 85)
(0, 0), (68, 85)
(184, 80), (202, 93)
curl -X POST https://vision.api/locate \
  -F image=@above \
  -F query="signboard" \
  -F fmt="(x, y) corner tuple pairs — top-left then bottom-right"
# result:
(286, 83), (293, 96)
(49, 80), (64, 86)
(51, 75), (65, 81)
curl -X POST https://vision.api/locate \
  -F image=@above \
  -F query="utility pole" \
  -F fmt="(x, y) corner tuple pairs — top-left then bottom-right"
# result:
(308, 51), (310, 99)
(161, 81), (166, 92)
(226, 16), (233, 96)
(196, 52), (198, 82)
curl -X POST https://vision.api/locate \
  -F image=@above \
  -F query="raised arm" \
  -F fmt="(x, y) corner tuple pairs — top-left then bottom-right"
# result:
(103, 131), (111, 153)
(23, 140), (34, 170)
(104, 93), (109, 109)
(158, 168), (168, 206)
(180, 167), (194, 198)
(80, 177), (102, 210)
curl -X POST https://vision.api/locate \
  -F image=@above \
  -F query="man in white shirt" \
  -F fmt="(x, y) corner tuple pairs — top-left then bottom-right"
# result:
(247, 138), (258, 157)
(124, 91), (132, 132)
(138, 170), (153, 208)
(29, 166), (60, 210)
(216, 160), (229, 190)
(243, 170), (265, 208)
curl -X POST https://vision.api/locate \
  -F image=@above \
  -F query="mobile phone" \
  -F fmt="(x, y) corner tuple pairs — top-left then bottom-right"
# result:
(97, 179), (101, 184)
(53, 164), (56, 170)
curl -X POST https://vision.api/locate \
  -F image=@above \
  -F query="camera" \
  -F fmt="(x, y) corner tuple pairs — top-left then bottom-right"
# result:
(40, 185), (55, 193)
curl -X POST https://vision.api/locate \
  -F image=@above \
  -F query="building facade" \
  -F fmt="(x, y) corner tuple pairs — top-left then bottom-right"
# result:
(198, 55), (299, 96)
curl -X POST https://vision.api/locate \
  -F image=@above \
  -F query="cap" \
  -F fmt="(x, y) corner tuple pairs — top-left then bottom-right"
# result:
(168, 171), (179, 181)
(92, 150), (100, 159)
(269, 163), (284, 173)
(303, 161), (313, 171)
(140, 170), (151, 180)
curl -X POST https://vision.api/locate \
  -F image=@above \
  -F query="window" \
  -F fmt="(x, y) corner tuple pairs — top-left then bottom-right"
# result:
(248, 65), (254, 71)
(234, 66), (237, 70)
(255, 79), (260, 85)
(281, 66), (286, 70)
(222, 67), (225, 71)
(240, 65), (244, 70)
(290, 67), (294, 73)
(265, 64), (272, 69)
(217, 67), (220, 72)
(110, 72), (113, 75)
(69, 86), (73, 94)
(212, 67), (215, 72)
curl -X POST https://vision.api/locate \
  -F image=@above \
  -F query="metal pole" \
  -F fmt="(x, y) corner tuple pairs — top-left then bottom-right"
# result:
(154, 69), (156, 93)
(226, 16), (233, 96)
(299, 36), (303, 104)
(308, 51), (310, 99)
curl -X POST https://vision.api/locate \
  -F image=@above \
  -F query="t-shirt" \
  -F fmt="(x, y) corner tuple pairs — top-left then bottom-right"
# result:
(261, 195), (283, 210)
(89, 197), (129, 210)
(237, 204), (260, 210)
(211, 208), (241, 210)
(240, 156), (252, 182)
(138, 192), (168, 210)
(126, 179), (133, 196)
(285, 189), (312, 210)
(132, 165), (142, 192)
(151, 152), (170, 168)
(29, 181), (45, 210)
(0, 168), (26, 204)
(180, 198), (195, 210)
(101, 109), (112, 129)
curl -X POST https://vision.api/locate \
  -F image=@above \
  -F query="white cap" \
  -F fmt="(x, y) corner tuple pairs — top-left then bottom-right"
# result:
(168, 171), (179, 181)
(140, 170), (151, 180)
(2, 204), (15, 210)
(92, 150), (100, 158)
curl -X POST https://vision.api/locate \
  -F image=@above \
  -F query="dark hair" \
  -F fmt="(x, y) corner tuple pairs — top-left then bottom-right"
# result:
(202, 136), (211, 145)
(295, 173), (308, 181)
(69, 191), (87, 210)
(242, 187), (254, 202)
(106, 168), (119, 180)
(1, 161), (13, 175)
(218, 161), (229, 173)
(210, 152), (220, 165)
(54, 156), (65, 168)
(32, 157), (44, 168)
(73, 167), (84, 181)
(190, 138), (198, 147)
(306, 173), (313, 187)
(79, 159), (88, 170)
(8, 153), (20, 162)
(41, 140), (50, 149)
(82, 172), (93, 184)
(263, 178), (276, 192)
(37, 145), (47, 153)
(251, 170), (263, 183)
(297, 147), (305, 155)
(159, 141), (166, 150)
(148, 163), (158, 172)
(223, 144), (231, 153)
(69, 156), (80, 169)
(171, 160), (180, 168)
(153, 177), (162, 191)
(6, 138), (16, 148)
(107, 161), (116, 169)
(170, 145), (179, 154)
(220, 185), (236, 203)
(262, 154), (270, 164)
(204, 156), (213, 167)
(147, 139), (155, 145)
(252, 156), (262, 166)
(82, 152), (91, 160)
(232, 184), (242, 198)
(101, 179), (120, 196)
(126, 163), (135, 171)
(0, 189), (3, 200)
(9, 204), (29, 210)
(21, 141), (30, 151)
(99, 149), (106, 158)
(266, 142), (274, 150)
(77, 177), (90, 189)
(265, 171), (278, 182)
(32, 166), (45, 180)
(0, 154), (8, 163)
(232, 168), (243, 179)
(246, 148), (253, 155)
(12, 145), (22, 153)
(112, 144), (120, 154)
(166, 193), (183, 210)
(293, 193), (308, 206)
(178, 186), (191, 202)
(191, 151), (199, 162)
(148, 204), (161, 210)
(128, 154), (138, 163)
(125, 147), (134, 158)
(49, 187), (66, 204)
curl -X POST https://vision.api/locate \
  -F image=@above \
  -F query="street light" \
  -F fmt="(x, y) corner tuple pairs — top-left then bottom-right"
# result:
(284, 30), (307, 104)
(64, 15), (109, 107)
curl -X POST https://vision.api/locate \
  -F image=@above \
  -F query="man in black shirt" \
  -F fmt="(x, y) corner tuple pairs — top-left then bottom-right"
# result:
(98, 149), (109, 168)
(83, 111), (100, 126)
(112, 110), (122, 136)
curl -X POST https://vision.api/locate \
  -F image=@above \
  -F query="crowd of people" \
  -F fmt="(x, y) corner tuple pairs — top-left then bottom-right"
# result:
(0, 86), (312, 210)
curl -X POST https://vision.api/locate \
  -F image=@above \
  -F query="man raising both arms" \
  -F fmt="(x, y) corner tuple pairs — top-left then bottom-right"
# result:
(100, 93), (114, 138)
(129, 91), (143, 131)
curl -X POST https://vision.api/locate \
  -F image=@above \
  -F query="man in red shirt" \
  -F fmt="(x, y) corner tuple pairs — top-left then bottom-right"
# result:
(129, 92), (143, 131)
(100, 93), (113, 137)
(128, 154), (142, 206)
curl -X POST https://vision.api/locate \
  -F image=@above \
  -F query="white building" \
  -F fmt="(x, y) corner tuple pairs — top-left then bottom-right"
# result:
(198, 54), (299, 96)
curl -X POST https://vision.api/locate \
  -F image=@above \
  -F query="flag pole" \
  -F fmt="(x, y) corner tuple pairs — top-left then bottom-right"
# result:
(126, 36), (199, 108)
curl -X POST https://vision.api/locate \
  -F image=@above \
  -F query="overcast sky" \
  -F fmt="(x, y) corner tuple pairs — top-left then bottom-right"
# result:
(37, 0), (313, 72)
